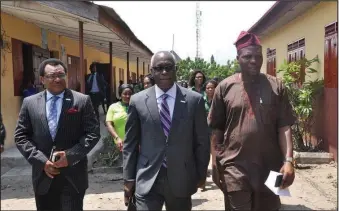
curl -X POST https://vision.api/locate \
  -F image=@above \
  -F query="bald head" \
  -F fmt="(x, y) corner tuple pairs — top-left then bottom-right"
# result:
(150, 51), (177, 92)
(151, 51), (176, 67)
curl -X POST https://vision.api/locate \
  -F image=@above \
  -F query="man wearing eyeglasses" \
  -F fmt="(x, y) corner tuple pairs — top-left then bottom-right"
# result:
(14, 58), (100, 211)
(123, 51), (210, 211)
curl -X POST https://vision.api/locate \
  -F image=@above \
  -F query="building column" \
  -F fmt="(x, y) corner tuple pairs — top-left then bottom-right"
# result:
(126, 52), (130, 83)
(136, 57), (139, 82)
(79, 21), (85, 93)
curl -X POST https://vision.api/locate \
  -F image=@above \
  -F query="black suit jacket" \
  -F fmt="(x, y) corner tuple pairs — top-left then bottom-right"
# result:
(85, 73), (107, 97)
(0, 112), (5, 145)
(14, 89), (101, 195)
(123, 85), (210, 197)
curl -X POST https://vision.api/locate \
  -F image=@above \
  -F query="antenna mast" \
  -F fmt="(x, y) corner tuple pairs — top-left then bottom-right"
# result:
(195, 2), (202, 59)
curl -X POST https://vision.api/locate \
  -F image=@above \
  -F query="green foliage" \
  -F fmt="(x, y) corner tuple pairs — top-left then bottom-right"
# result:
(176, 57), (239, 81)
(94, 135), (121, 167)
(277, 56), (324, 151)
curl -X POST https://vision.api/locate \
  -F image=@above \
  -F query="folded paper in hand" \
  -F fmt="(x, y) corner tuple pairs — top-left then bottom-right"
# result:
(264, 170), (291, 197)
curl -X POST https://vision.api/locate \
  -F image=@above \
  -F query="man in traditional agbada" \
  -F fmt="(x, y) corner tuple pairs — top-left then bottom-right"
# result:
(208, 31), (296, 210)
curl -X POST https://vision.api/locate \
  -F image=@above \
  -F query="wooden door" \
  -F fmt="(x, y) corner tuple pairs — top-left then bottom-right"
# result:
(32, 46), (50, 92)
(131, 72), (137, 83)
(67, 55), (80, 90)
(324, 31), (338, 88)
(11, 38), (24, 96)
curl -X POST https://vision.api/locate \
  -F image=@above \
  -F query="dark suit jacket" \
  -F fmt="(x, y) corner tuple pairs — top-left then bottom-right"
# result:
(85, 73), (107, 97)
(123, 85), (210, 197)
(0, 112), (5, 145)
(14, 89), (101, 195)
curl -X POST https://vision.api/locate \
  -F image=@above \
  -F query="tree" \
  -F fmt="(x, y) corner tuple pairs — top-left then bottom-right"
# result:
(277, 56), (324, 152)
(177, 57), (238, 81)
(210, 55), (215, 64)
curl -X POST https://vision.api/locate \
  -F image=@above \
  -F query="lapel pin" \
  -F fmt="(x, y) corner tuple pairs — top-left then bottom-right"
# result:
(65, 98), (71, 101)
(180, 100), (186, 103)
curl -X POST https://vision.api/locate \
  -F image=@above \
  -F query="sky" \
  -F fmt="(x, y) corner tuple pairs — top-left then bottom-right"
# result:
(94, 1), (275, 64)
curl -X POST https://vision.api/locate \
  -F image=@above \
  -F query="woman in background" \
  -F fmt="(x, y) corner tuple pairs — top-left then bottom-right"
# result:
(201, 79), (218, 191)
(181, 81), (188, 88)
(106, 84), (134, 157)
(188, 69), (206, 95)
(143, 74), (155, 89)
(204, 79), (218, 115)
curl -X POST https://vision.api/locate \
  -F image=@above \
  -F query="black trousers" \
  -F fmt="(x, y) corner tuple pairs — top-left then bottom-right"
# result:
(135, 166), (192, 211)
(35, 175), (85, 211)
(89, 92), (104, 120)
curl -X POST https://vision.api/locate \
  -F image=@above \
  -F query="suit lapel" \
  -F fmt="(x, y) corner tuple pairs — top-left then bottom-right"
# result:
(55, 89), (73, 136)
(145, 86), (166, 138)
(37, 91), (51, 139)
(168, 86), (187, 139)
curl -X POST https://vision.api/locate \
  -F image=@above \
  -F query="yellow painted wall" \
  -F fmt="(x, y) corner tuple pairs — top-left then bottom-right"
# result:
(0, 12), (136, 148)
(260, 1), (337, 81)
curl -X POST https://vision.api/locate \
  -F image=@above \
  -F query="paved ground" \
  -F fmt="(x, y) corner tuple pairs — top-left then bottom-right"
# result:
(1, 162), (337, 210)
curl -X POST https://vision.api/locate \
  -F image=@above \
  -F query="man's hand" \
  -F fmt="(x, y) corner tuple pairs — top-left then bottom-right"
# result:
(212, 164), (224, 191)
(0, 145), (4, 153)
(53, 151), (69, 168)
(44, 160), (60, 178)
(279, 161), (295, 189)
(124, 181), (135, 206)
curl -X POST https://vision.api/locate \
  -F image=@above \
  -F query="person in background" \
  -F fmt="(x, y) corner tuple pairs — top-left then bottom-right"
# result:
(133, 75), (144, 93)
(204, 79), (218, 117)
(188, 70), (206, 95)
(200, 79), (218, 191)
(106, 84), (134, 157)
(14, 58), (100, 211)
(143, 74), (155, 89)
(85, 62), (108, 120)
(0, 112), (5, 153)
(23, 79), (37, 98)
(208, 31), (296, 210)
(118, 80), (124, 88)
(181, 81), (188, 88)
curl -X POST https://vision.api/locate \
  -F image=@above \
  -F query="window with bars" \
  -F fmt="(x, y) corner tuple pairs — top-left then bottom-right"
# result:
(325, 22), (338, 37)
(287, 38), (306, 82)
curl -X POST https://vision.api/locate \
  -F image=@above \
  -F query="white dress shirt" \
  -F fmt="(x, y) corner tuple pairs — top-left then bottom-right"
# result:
(46, 90), (65, 126)
(155, 84), (177, 119)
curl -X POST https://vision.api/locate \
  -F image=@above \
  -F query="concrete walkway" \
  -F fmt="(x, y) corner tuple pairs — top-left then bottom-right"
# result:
(1, 162), (337, 210)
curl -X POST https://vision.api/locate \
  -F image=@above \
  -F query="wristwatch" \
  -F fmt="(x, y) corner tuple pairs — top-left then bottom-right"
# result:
(285, 157), (293, 163)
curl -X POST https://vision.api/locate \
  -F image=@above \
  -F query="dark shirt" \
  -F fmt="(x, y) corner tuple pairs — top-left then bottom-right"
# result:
(0, 113), (5, 145)
(208, 73), (296, 193)
(23, 87), (37, 98)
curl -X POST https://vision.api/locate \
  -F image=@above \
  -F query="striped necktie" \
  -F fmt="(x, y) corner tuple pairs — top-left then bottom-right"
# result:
(48, 95), (59, 140)
(160, 94), (171, 168)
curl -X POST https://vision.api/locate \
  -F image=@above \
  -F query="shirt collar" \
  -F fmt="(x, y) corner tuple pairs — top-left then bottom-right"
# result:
(155, 84), (177, 99)
(46, 90), (65, 102)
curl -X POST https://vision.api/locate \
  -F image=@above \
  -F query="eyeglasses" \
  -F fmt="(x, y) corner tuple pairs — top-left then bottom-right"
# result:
(151, 65), (175, 72)
(44, 73), (66, 80)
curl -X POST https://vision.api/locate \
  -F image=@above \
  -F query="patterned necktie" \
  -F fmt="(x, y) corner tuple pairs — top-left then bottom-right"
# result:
(48, 95), (59, 140)
(160, 94), (171, 167)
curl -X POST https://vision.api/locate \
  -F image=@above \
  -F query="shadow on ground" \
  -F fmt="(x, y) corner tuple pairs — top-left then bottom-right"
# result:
(281, 204), (314, 210)
(192, 198), (208, 207)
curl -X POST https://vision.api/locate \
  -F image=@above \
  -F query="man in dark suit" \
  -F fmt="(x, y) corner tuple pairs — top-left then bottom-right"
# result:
(123, 51), (210, 211)
(14, 58), (101, 211)
(85, 62), (108, 118)
(0, 112), (5, 153)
